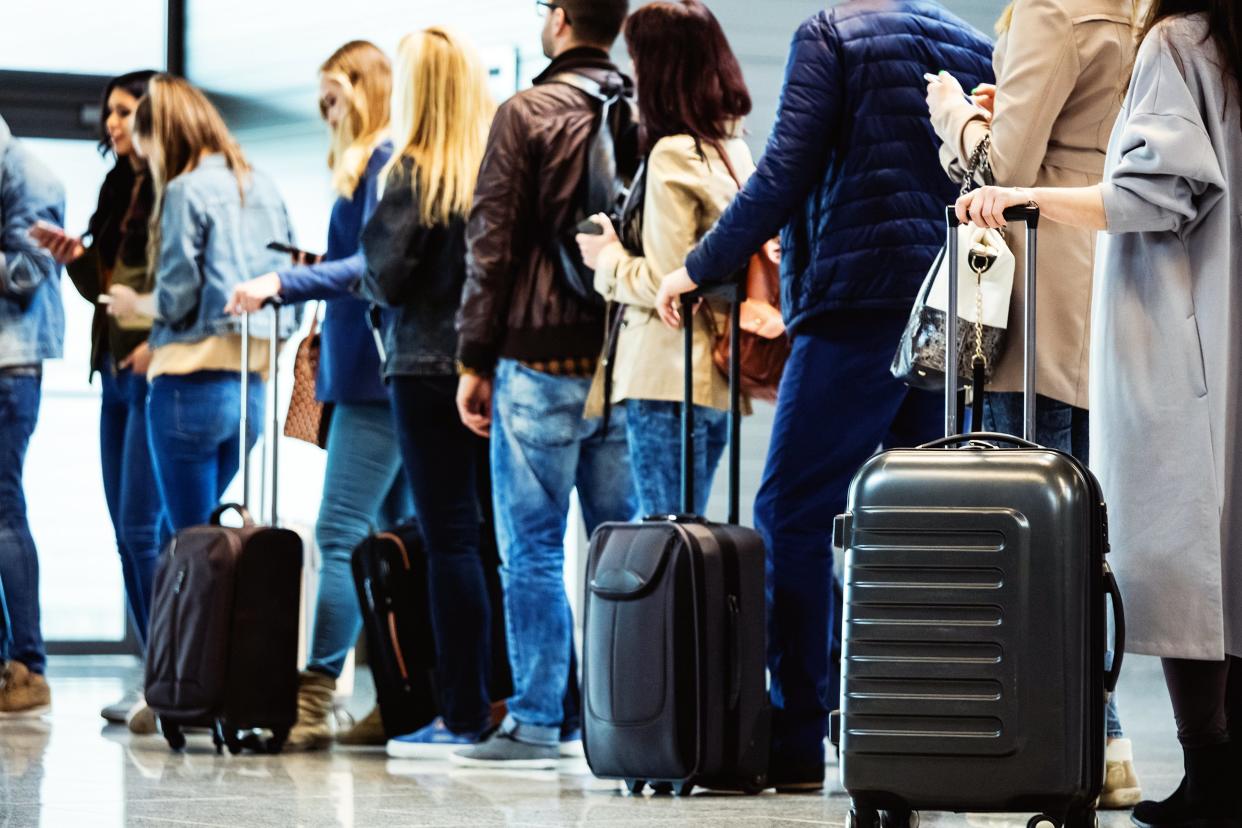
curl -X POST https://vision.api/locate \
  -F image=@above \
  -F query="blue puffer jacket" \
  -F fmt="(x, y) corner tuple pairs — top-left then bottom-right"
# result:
(685, 0), (994, 335)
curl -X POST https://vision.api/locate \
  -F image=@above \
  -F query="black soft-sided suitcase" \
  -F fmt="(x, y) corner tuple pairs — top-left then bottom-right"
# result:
(583, 286), (770, 796)
(831, 207), (1126, 828)
(146, 307), (304, 754)
(352, 449), (514, 739)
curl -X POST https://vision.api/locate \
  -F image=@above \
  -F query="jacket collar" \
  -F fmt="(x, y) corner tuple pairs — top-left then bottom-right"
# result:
(533, 47), (629, 92)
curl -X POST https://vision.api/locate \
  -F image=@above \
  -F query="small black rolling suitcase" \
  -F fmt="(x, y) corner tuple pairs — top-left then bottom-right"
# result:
(582, 286), (771, 797)
(352, 449), (514, 739)
(831, 206), (1126, 828)
(145, 308), (304, 754)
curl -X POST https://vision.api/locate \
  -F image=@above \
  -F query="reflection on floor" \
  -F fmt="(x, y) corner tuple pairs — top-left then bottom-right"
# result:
(1, 656), (1182, 827)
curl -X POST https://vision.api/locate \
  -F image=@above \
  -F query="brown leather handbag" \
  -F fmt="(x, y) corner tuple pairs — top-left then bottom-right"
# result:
(711, 240), (790, 403)
(284, 306), (332, 449)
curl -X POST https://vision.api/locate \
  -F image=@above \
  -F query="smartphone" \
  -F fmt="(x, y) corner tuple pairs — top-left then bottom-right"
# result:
(96, 294), (113, 305)
(267, 241), (305, 256)
(576, 218), (605, 236)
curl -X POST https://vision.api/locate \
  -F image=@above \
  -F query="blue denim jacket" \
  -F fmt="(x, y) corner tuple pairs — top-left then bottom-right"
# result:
(149, 155), (300, 348)
(0, 117), (66, 369)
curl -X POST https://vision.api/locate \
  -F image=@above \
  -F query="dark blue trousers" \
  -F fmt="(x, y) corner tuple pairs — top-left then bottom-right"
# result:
(754, 311), (943, 766)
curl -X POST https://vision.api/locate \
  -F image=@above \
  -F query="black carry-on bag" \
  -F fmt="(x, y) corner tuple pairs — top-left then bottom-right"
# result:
(582, 285), (771, 797)
(145, 307), (304, 755)
(831, 206), (1126, 828)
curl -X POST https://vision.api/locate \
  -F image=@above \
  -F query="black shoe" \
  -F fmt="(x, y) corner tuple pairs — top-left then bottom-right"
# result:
(1131, 744), (1238, 828)
(768, 760), (824, 794)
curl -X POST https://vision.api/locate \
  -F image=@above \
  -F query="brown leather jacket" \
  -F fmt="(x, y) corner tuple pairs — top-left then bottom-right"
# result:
(456, 48), (636, 374)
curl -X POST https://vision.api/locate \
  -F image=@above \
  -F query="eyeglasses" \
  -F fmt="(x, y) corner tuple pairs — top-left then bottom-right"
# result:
(536, 1), (572, 23)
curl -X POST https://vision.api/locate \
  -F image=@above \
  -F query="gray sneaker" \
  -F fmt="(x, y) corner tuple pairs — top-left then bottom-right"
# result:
(450, 730), (558, 770)
(101, 685), (143, 724)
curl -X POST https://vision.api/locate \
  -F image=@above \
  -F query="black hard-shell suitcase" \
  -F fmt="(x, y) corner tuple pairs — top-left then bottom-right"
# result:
(146, 307), (304, 754)
(583, 286), (771, 796)
(352, 448), (514, 739)
(831, 207), (1126, 828)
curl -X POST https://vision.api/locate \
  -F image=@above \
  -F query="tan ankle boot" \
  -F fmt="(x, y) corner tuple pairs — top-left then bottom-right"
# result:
(0, 661), (51, 717)
(337, 706), (386, 747)
(1099, 738), (1143, 809)
(284, 671), (336, 752)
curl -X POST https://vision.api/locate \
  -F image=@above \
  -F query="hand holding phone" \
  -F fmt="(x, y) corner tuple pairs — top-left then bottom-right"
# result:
(576, 218), (605, 236)
(29, 221), (85, 264)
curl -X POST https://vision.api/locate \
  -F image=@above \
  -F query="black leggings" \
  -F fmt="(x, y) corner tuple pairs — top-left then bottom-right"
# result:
(1161, 655), (1242, 747)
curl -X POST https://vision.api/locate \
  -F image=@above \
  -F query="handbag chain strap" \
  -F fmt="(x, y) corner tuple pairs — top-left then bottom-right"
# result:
(962, 132), (996, 371)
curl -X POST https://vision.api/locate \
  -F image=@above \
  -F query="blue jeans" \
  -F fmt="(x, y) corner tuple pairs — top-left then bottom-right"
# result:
(755, 312), (943, 767)
(624, 399), (728, 517)
(984, 391), (1124, 739)
(308, 402), (412, 679)
(390, 376), (493, 733)
(100, 366), (167, 646)
(147, 371), (263, 533)
(0, 373), (45, 674)
(491, 360), (638, 745)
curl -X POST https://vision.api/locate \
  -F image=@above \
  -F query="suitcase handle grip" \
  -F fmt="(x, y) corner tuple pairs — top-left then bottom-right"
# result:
(1104, 564), (1126, 694)
(210, 503), (253, 527)
(918, 432), (1039, 450)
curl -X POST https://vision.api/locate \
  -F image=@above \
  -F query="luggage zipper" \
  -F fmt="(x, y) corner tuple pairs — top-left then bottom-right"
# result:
(375, 533), (411, 683)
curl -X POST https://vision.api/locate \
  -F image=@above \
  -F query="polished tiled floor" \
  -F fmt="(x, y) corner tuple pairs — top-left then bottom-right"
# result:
(1, 656), (1183, 827)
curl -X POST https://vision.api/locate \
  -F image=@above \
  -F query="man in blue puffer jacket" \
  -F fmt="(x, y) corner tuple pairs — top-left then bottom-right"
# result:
(655, 1), (993, 790)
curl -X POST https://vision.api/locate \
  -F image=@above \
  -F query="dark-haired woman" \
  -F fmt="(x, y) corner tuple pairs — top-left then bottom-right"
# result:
(30, 70), (166, 729)
(956, 2), (1242, 823)
(576, 0), (754, 516)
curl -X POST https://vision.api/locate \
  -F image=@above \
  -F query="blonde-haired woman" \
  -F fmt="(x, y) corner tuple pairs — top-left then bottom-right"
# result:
(924, 0), (1139, 807)
(226, 41), (413, 751)
(357, 27), (497, 757)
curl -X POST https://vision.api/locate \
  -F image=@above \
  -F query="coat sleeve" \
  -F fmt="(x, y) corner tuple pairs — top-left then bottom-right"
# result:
(456, 99), (534, 373)
(934, 0), (1078, 187)
(153, 181), (207, 329)
(595, 141), (707, 308)
(1101, 33), (1226, 235)
(684, 14), (842, 286)
(0, 148), (65, 300)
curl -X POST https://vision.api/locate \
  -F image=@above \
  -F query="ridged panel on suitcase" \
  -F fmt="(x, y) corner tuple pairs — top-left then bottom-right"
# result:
(831, 208), (1125, 828)
(582, 284), (770, 796)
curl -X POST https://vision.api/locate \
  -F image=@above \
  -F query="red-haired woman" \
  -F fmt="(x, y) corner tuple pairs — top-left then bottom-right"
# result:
(576, 0), (754, 517)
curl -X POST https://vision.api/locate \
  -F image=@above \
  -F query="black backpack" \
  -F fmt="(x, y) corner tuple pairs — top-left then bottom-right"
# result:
(549, 72), (636, 308)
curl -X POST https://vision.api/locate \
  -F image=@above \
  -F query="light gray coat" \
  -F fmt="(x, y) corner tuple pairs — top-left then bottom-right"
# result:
(1092, 14), (1242, 659)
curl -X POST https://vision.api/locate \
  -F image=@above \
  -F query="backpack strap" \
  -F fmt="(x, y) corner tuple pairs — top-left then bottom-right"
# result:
(546, 72), (617, 105)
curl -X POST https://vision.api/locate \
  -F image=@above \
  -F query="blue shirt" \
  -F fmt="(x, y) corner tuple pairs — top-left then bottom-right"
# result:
(277, 142), (393, 404)
(0, 117), (65, 369)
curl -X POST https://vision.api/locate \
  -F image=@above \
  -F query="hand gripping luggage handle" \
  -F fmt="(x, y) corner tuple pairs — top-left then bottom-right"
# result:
(1104, 563), (1126, 694)
(681, 281), (744, 522)
(239, 301), (283, 525)
(944, 205), (1039, 441)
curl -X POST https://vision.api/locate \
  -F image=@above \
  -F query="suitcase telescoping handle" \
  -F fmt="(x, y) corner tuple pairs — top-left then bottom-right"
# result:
(681, 282), (744, 523)
(238, 301), (283, 526)
(944, 204), (1039, 441)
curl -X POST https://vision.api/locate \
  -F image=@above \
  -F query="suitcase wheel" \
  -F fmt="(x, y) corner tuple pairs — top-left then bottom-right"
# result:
(881, 809), (918, 828)
(266, 727), (290, 755)
(162, 720), (186, 752)
(650, 782), (674, 796)
(1028, 816), (1057, 828)
(848, 807), (880, 828)
(625, 779), (646, 795)
(675, 781), (695, 798)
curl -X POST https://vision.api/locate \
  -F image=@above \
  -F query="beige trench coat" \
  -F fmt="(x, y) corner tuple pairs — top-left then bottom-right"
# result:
(585, 132), (755, 417)
(1093, 15), (1242, 660)
(933, 0), (1134, 408)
